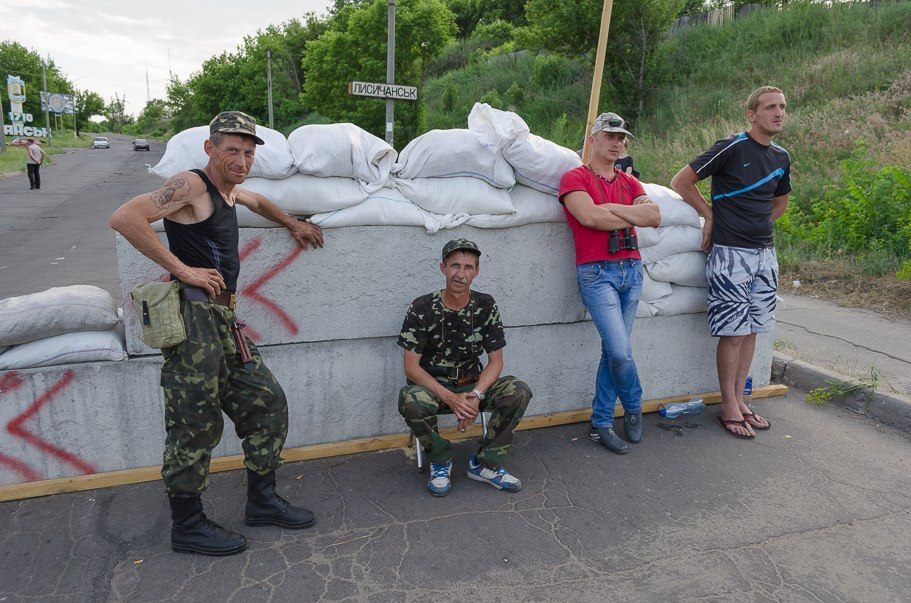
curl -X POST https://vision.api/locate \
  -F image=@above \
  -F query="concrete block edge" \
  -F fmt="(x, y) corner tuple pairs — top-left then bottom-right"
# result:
(772, 351), (911, 435)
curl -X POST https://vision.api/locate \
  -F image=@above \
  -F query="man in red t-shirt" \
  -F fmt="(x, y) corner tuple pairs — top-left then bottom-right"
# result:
(558, 112), (660, 454)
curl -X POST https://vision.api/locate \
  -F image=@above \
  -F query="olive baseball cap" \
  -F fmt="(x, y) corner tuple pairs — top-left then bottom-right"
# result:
(590, 112), (634, 137)
(442, 238), (480, 261)
(209, 110), (265, 145)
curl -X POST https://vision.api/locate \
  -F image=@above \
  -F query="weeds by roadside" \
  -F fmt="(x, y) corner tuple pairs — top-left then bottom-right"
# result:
(806, 366), (880, 413)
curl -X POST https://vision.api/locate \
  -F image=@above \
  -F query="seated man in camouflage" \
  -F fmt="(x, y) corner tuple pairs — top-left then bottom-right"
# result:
(397, 238), (533, 496)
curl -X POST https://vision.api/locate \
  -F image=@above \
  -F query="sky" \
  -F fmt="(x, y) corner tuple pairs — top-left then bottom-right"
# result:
(2, 0), (335, 116)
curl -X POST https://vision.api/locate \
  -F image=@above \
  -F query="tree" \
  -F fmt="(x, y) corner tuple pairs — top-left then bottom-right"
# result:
(130, 99), (170, 137)
(445, 0), (526, 37)
(74, 90), (105, 135)
(104, 94), (133, 132)
(301, 0), (457, 145)
(520, 0), (684, 120)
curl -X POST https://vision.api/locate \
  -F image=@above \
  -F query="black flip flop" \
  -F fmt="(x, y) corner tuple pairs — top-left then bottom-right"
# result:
(715, 415), (754, 439)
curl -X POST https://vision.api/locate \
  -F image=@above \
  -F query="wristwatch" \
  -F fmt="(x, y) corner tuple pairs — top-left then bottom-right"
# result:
(472, 389), (486, 401)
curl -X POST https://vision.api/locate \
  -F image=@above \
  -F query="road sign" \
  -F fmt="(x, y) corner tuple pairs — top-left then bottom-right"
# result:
(40, 92), (75, 114)
(348, 81), (417, 101)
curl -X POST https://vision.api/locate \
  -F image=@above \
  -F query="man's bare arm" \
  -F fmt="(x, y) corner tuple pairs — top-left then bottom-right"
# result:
(235, 187), (324, 249)
(771, 193), (789, 221)
(109, 172), (226, 295)
(671, 165), (714, 252)
(564, 191), (633, 231)
(610, 198), (661, 227)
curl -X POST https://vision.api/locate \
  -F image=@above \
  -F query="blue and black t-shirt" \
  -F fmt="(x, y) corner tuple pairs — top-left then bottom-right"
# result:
(689, 132), (791, 249)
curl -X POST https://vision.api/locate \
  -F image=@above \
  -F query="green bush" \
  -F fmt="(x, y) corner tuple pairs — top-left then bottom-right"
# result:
(807, 154), (911, 259)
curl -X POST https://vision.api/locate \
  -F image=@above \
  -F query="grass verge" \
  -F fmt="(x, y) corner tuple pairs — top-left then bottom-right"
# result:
(0, 133), (97, 178)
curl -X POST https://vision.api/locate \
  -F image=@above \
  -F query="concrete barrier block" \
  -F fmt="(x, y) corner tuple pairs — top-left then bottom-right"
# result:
(0, 316), (772, 486)
(116, 224), (585, 356)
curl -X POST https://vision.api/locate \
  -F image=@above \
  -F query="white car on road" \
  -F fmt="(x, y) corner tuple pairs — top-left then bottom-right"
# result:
(93, 136), (110, 149)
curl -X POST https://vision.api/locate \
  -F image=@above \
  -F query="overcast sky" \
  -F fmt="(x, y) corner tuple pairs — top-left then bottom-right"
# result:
(3, 0), (335, 115)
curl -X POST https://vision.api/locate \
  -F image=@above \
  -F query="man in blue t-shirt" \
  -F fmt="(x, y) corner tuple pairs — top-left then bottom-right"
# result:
(671, 86), (791, 440)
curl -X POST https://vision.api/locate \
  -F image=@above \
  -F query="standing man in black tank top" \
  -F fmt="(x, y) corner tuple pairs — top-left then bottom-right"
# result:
(110, 111), (325, 556)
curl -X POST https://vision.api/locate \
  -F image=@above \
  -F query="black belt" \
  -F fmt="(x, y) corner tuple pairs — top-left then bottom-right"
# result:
(180, 285), (237, 309)
(423, 365), (480, 385)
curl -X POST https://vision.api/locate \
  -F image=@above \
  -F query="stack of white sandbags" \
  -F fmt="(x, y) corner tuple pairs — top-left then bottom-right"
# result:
(150, 123), (372, 228)
(636, 184), (708, 317)
(467, 103), (582, 196)
(0, 286), (127, 370)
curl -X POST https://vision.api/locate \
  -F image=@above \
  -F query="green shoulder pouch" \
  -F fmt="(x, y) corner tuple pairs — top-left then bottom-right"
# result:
(130, 281), (186, 349)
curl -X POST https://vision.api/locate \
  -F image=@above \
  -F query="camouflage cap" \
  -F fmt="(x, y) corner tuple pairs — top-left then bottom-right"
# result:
(590, 112), (634, 137)
(209, 110), (265, 145)
(442, 238), (481, 261)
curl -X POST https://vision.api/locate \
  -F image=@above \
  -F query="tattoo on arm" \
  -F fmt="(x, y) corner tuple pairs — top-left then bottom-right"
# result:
(150, 177), (189, 210)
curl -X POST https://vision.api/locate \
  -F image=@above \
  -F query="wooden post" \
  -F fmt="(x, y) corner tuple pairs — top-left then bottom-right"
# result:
(582, 0), (615, 164)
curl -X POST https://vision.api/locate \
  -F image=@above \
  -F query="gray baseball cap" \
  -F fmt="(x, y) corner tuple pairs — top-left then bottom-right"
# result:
(590, 112), (634, 137)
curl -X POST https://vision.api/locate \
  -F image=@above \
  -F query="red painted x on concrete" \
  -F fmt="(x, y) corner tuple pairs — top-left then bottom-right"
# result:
(238, 237), (303, 341)
(0, 370), (97, 482)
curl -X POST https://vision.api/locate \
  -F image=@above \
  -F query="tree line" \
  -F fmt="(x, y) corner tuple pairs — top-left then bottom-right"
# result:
(3, 0), (783, 145)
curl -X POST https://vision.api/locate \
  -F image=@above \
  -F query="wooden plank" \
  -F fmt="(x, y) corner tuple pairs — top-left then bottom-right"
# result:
(0, 384), (787, 502)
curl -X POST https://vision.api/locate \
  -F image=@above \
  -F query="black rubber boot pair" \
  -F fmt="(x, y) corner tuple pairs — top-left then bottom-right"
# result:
(244, 469), (316, 530)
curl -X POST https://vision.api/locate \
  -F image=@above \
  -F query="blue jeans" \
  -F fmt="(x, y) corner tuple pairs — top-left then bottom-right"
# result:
(577, 259), (644, 428)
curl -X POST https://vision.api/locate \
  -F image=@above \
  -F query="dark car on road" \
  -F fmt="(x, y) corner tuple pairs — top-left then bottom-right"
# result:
(132, 139), (150, 151)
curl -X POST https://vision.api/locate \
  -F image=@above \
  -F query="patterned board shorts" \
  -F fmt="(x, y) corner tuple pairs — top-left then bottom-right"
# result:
(706, 244), (779, 337)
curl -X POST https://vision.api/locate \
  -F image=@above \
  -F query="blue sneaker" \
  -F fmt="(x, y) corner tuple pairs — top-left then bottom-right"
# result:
(427, 460), (452, 496)
(466, 455), (522, 492)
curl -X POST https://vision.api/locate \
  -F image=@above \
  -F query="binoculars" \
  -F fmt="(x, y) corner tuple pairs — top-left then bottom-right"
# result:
(608, 228), (638, 253)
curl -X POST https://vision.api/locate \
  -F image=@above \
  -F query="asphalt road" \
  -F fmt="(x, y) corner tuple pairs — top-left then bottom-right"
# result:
(1, 388), (909, 600)
(0, 134), (164, 301)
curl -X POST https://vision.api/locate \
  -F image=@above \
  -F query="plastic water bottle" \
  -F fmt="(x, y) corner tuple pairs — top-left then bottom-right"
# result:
(744, 375), (753, 404)
(658, 398), (705, 419)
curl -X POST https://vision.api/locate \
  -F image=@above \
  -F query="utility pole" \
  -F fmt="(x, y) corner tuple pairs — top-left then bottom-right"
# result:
(385, 0), (396, 145)
(266, 49), (274, 129)
(42, 59), (52, 146)
(582, 0), (615, 164)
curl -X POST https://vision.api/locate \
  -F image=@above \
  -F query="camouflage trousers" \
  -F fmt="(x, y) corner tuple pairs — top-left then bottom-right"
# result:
(160, 300), (288, 496)
(398, 376), (532, 469)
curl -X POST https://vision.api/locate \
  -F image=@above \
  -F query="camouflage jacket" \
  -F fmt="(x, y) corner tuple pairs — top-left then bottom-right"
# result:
(397, 290), (506, 377)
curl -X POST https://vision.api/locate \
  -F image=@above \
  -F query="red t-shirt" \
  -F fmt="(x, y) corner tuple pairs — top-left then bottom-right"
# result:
(558, 166), (645, 265)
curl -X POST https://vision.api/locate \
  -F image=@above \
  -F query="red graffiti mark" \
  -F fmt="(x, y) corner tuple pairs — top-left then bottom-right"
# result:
(5, 370), (97, 476)
(239, 238), (261, 262)
(239, 237), (302, 337)
(0, 372), (39, 480)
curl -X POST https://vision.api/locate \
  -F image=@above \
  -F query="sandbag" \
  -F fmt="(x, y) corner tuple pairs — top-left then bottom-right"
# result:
(636, 301), (656, 318)
(505, 134), (583, 195)
(288, 123), (396, 188)
(646, 252), (708, 287)
(640, 273), (673, 303)
(640, 226), (703, 263)
(467, 102), (529, 148)
(149, 125), (296, 180)
(0, 285), (121, 347)
(241, 174), (368, 214)
(648, 285), (707, 316)
(467, 185), (565, 228)
(0, 346), (8, 355)
(393, 177), (515, 216)
(642, 183), (701, 228)
(0, 330), (127, 370)
(393, 129), (515, 188)
(310, 188), (470, 234)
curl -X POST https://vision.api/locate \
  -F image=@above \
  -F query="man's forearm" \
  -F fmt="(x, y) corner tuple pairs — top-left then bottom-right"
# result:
(112, 214), (188, 278)
(249, 196), (297, 228)
(610, 203), (661, 227)
(672, 180), (713, 221)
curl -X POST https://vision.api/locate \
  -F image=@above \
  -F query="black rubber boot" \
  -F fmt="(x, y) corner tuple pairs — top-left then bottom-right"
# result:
(245, 469), (316, 529)
(169, 496), (247, 556)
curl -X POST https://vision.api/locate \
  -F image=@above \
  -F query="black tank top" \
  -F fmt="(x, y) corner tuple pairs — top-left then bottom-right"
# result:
(164, 169), (240, 292)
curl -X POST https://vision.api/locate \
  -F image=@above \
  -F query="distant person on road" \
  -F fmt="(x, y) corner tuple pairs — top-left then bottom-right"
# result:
(671, 86), (791, 439)
(558, 112), (660, 455)
(110, 111), (325, 556)
(614, 137), (640, 180)
(26, 139), (46, 190)
(397, 238), (533, 497)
